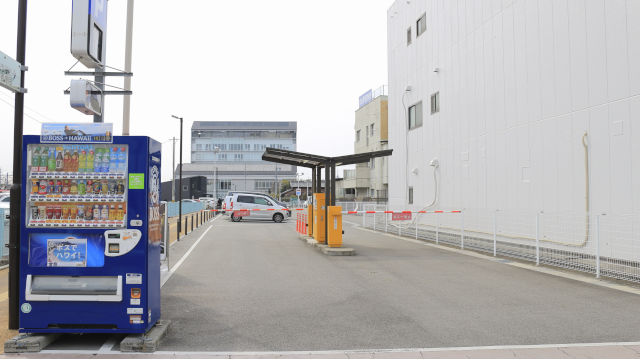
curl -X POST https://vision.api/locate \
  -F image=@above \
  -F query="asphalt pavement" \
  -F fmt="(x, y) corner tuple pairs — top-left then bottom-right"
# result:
(156, 213), (640, 352)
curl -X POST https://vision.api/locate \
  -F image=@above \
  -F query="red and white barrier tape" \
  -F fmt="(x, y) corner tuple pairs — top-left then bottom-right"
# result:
(343, 210), (461, 214)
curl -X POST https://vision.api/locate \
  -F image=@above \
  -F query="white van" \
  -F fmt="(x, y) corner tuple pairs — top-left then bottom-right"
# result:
(228, 193), (289, 223)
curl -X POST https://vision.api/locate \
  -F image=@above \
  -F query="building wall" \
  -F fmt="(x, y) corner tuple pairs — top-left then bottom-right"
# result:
(387, 0), (640, 213)
(354, 95), (390, 199)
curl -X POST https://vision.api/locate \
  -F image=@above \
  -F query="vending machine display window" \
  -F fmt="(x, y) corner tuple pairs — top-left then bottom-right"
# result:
(26, 144), (129, 228)
(28, 233), (105, 267)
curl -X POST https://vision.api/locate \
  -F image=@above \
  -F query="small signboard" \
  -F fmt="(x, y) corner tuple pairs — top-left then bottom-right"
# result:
(296, 188), (301, 196)
(235, 209), (250, 217)
(0, 50), (22, 93)
(392, 213), (412, 221)
(129, 173), (145, 189)
(41, 123), (113, 143)
(47, 237), (87, 267)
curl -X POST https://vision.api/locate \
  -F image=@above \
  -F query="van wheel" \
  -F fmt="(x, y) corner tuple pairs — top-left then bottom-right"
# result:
(273, 213), (284, 223)
(231, 214), (242, 222)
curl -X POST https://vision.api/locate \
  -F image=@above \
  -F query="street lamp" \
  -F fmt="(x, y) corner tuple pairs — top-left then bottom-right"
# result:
(171, 115), (183, 241)
(213, 146), (219, 198)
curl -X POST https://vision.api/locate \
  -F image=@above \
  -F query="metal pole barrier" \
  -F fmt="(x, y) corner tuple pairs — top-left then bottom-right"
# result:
(461, 210), (465, 249)
(493, 210), (497, 256)
(596, 214), (600, 279)
(385, 212), (388, 233)
(536, 212), (540, 266)
(373, 212), (376, 231)
(362, 210), (365, 228)
(415, 212), (419, 240)
(399, 218), (402, 237)
(191, 214), (194, 232)
(436, 212), (439, 244)
(185, 216), (188, 235)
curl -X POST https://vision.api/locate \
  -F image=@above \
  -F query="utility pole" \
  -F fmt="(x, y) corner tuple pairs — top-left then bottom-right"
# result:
(171, 137), (176, 201)
(122, 0), (135, 134)
(9, 0), (28, 330)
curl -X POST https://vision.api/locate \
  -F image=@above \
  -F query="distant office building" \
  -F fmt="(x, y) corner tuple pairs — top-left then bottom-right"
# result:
(342, 85), (389, 201)
(387, 0), (640, 213)
(177, 121), (297, 198)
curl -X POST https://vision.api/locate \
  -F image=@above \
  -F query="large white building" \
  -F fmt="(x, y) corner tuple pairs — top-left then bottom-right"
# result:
(387, 0), (640, 213)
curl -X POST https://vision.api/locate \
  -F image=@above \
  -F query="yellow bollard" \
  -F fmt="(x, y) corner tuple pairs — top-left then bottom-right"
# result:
(327, 206), (343, 248)
(312, 193), (326, 244)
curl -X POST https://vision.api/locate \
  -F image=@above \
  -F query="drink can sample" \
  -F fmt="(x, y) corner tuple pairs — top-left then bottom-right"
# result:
(108, 180), (116, 195)
(31, 179), (38, 194)
(53, 206), (62, 220)
(46, 205), (54, 220)
(84, 205), (93, 221)
(77, 205), (85, 219)
(54, 180), (62, 194)
(38, 206), (46, 220)
(30, 207), (39, 220)
(38, 180), (48, 195)
(48, 180), (55, 193)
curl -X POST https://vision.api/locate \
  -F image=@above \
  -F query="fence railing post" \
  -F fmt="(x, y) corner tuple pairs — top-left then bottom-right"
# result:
(385, 212), (388, 233)
(493, 210), (497, 257)
(399, 217), (402, 237)
(362, 211), (365, 228)
(536, 212), (540, 266)
(415, 212), (419, 240)
(374, 212), (376, 231)
(596, 214), (600, 279)
(436, 212), (439, 244)
(461, 210), (465, 249)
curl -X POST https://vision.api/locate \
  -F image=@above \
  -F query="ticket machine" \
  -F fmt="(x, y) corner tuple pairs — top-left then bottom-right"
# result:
(312, 193), (325, 244)
(19, 133), (162, 333)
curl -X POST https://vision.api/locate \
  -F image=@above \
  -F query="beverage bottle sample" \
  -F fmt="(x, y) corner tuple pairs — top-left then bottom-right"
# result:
(70, 180), (78, 195)
(61, 150), (69, 172)
(116, 180), (124, 195)
(109, 147), (117, 173)
(78, 179), (86, 195)
(62, 179), (71, 195)
(86, 180), (93, 194)
(94, 148), (102, 172)
(101, 180), (108, 194)
(94, 180), (102, 195)
(40, 147), (49, 172)
(69, 151), (78, 172)
(109, 204), (116, 220)
(102, 147), (111, 173)
(54, 180), (62, 194)
(93, 205), (101, 220)
(117, 205), (124, 220)
(78, 150), (87, 172)
(101, 205), (108, 220)
(117, 147), (126, 173)
(87, 149), (95, 173)
(32, 147), (40, 169)
(47, 149), (56, 172)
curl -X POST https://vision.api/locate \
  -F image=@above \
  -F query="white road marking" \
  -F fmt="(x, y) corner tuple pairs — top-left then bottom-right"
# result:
(97, 334), (122, 353)
(40, 341), (640, 355)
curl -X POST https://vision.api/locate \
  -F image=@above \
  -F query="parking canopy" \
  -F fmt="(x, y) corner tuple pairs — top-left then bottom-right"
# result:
(261, 148), (393, 168)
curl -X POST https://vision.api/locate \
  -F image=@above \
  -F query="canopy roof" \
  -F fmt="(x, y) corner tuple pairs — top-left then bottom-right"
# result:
(261, 148), (393, 168)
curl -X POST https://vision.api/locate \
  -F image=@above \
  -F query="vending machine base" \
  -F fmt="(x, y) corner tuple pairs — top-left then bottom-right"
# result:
(120, 319), (172, 353)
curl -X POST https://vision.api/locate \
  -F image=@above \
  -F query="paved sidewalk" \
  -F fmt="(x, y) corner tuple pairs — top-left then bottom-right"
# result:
(4, 343), (640, 358)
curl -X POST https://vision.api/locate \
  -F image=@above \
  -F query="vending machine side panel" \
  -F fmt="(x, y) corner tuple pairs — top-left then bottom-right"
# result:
(146, 137), (162, 330)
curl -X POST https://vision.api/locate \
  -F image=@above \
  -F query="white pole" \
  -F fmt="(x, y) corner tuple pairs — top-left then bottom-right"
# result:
(596, 214), (600, 278)
(415, 212), (418, 239)
(536, 212), (540, 266)
(373, 212), (376, 231)
(385, 212), (388, 233)
(493, 210), (497, 256)
(122, 0), (135, 135)
(172, 137), (176, 202)
(461, 210), (465, 249)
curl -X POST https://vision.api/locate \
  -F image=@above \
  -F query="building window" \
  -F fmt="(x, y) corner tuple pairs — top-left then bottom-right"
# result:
(370, 158), (375, 169)
(219, 180), (231, 190)
(417, 13), (426, 37)
(370, 123), (375, 136)
(183, 186), (188, 191)
(409, 187), (413, 204)
(218, 154), (227, 161)
(196, 144), (202, 150)
(234, 154), (243, 161)
(431, 92), (440, 114)
(407, 27), (412, 45)
(356, 130), (361, 142)
(408, 102), (423, 129)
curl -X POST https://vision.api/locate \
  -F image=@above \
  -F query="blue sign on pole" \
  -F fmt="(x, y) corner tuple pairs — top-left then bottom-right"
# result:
(89, 0), (108, 29)
(358, 89), (373, 108)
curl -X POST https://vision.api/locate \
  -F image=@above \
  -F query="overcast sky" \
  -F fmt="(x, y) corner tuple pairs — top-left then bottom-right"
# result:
(0, 0), (390, 183)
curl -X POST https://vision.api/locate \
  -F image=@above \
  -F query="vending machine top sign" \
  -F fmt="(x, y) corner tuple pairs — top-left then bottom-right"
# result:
(41, 123), (113, 144)
(71, 0), (108, 69)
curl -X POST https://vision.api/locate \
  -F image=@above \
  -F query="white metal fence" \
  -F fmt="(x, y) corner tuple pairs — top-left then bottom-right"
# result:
(353, 206), (640, 283)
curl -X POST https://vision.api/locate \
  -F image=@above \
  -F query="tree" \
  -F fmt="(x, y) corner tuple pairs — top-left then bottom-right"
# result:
(280, 180), (291, 193)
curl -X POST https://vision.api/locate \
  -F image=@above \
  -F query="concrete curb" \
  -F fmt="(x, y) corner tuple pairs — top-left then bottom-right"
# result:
(4, 333), (62, 353)
(120, 319), (171, 353)
(298, 235), (355, 256)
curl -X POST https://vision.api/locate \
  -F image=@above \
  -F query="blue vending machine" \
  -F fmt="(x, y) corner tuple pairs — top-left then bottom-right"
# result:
(19, 132), (162, 333)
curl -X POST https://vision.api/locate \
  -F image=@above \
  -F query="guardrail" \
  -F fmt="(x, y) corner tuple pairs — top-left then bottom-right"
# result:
(350, 207), (640, 284)
(166, 202), (206, 218)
